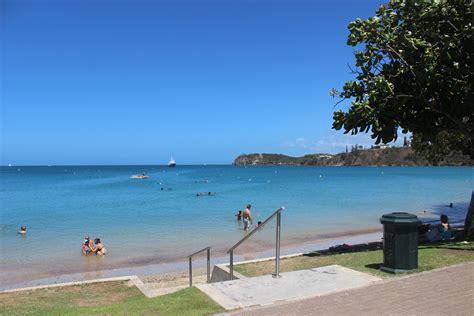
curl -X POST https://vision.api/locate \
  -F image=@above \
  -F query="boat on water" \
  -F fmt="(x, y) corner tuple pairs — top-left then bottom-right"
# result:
(130, 174), (149, 179)
(168, 157), (176, 167)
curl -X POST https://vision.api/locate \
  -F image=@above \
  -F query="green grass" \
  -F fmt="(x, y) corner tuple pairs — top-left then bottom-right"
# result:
(0, 281), (224, 316)
(234, 240), (474, 278)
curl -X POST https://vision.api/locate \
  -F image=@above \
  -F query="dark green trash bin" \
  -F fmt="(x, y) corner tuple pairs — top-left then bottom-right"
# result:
(380, 212), (421, 273)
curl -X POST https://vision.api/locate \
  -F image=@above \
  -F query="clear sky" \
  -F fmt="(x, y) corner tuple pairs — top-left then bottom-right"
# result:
(1, 0), (397, 165)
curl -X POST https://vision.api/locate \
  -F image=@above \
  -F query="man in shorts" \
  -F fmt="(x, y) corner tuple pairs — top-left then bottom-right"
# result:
(243, 204), (253, 231)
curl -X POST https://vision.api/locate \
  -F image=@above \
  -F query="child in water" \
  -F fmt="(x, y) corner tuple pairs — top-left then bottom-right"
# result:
(82, 236), (91, 255)
(235, 210), (242, 221)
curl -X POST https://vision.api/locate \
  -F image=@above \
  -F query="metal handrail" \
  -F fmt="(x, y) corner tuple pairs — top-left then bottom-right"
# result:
(187, 246), (211, 287)
(227, 206), (285, 280)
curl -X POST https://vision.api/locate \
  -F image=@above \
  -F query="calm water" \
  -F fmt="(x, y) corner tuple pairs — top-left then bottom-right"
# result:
(0, 165), (472, 286)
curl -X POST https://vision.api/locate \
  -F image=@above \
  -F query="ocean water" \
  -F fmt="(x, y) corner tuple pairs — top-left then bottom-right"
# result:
(0, 165), (472, 286)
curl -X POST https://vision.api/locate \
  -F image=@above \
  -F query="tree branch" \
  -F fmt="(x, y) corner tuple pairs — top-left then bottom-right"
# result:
(385, 43), (417, 78)
(334, 97), (349, 108)
(347, 63), (362, 75)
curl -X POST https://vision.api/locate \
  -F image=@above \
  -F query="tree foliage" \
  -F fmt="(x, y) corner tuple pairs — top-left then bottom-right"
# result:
(332, 0), (473, 157)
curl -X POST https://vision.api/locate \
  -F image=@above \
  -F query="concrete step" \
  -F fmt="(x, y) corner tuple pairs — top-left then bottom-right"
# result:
(196, 265), (381, 310)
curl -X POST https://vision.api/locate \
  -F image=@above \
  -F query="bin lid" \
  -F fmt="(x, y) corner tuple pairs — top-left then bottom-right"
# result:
(380, 212), (421, 225)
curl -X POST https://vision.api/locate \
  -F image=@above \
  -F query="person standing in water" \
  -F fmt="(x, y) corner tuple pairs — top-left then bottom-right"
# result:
(243, 205), (253, 231)
(235, 210), (242, 221)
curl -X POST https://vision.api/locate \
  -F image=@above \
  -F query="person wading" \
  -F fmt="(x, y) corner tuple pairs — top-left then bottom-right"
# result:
(243, 204), (253, 231)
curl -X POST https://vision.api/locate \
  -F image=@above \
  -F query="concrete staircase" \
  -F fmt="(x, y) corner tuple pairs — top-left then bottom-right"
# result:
(197, 265), (381, 310)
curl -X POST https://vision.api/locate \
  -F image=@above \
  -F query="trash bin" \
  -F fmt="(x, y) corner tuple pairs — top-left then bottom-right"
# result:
(380, 212), (421, 273)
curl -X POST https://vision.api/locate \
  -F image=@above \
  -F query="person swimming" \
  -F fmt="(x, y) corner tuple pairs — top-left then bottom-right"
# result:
(196, 192), (216, 197)
(18, 225), (27, 234)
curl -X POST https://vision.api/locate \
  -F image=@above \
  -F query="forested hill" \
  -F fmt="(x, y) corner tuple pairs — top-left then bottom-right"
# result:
(233, 147), (473, 166)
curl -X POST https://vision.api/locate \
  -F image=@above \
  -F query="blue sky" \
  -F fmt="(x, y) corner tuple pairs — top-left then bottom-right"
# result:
(1, 0), (399, 165)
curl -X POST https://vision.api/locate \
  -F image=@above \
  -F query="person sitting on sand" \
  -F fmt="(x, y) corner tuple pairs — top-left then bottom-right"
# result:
(256, 221), (262, 228)
(82, 236), (91, 255)
(439, 214), (452, 240)
(426, 214), (453, 242)
(90, 238), (107, 255)
(235, 210), (242, 221)
(18, 225), (27, 234)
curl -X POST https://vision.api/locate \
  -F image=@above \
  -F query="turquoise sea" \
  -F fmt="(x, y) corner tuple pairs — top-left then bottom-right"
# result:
(0, 165), (472, 287)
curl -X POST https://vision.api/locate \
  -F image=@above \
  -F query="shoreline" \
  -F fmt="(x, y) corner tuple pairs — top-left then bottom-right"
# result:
(0, 207), (453, 291)
(0, 228), (383, 291)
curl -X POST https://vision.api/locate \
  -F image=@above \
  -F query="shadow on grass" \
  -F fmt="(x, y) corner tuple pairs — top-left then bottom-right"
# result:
(419, 239), (474, 252)
(365, 263), (383, 271)
(303, 242), (383, 257)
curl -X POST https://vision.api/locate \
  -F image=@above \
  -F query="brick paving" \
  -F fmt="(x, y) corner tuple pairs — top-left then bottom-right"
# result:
(224, 262), (474, 316)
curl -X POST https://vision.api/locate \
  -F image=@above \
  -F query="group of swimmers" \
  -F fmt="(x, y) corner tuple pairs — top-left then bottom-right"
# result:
(235, 205), (262, 231)
(82, 235), (107, 256)
(196, 192), (217, 197)
(18, 226), (107, 256)
(195, 180), (210, 183)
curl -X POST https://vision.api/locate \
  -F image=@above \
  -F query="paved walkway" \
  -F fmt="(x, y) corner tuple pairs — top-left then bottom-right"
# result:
(198, 265), (380, 310)
(223, 262), (474, 316)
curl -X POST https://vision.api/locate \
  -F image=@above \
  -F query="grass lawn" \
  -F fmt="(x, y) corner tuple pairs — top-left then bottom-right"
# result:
(234, 240), (474, 278)
(0, 281), (224, 316)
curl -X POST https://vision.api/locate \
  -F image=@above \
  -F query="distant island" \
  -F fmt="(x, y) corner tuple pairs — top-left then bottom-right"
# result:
(233, 147), (473, 167)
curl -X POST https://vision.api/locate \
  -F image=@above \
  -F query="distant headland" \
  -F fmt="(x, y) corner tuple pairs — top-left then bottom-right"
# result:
(233, 146), (473, 167)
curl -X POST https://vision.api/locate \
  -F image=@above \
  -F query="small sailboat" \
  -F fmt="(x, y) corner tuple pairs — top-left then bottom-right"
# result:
(168, 157), (176, 167)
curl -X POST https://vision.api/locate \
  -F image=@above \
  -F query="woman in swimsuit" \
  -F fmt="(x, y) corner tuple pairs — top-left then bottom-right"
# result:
(91, 238), (107, 255)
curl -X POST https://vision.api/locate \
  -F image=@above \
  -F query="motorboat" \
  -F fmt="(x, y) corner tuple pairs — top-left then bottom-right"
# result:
(130, 174), (149, 179)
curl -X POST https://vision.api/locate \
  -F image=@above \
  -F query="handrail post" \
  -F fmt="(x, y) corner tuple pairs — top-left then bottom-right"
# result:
(188, 246), (211, 287)
(189, 257), (193, 287)
(230, 250), (234, 280)
(272, 211), (282, 278)
(207, 247), (211, 283)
